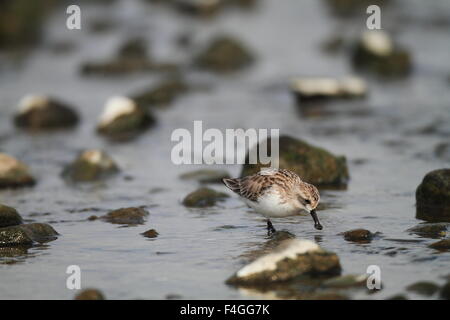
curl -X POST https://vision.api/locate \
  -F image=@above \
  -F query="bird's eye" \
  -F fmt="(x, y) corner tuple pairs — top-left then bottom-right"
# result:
(305, 199), (311, 205)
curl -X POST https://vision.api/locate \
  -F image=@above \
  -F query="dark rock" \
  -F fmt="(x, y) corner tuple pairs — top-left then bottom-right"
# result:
(14, 95), (79, 130)
(62, 149), (119, 182)
(195, 35), (254, 73)
(428, 239), (450, 251)
(132, 77), (188, 108)
(416, 169), (450, 222)
(182, 187), (229, 208)
(241, 135), (349, 187)
(97, 96), (155, 140)
(406, 281), (440, 296)
(0, 153), (35, 189)
(441, 281), (450, 300)
(0, 223), (58, 246)
(180, 169), (230, 183)
(87, 215), (99, 221)
(351, 31), (412, 77)
(74, 289), (105, 300)
(101, 207), (149, 225)
(343, 229), (373, 243)
(407, 223), (448, 238)
(141, 229), (159, 238)
(175, 0), (222, 17)
(0, 204), (23, 227)
(226, 239), (341, 286)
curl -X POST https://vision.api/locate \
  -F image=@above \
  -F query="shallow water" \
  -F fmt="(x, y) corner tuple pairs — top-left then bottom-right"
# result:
(0, 0), (450, 299)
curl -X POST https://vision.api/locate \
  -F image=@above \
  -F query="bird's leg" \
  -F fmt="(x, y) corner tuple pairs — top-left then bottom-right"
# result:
(267, 219), (276, 236)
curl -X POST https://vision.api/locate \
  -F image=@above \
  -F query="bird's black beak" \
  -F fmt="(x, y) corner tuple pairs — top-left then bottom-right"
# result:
(310, 209), (323, 230)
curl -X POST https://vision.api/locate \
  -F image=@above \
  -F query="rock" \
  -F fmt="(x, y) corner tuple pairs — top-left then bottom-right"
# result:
(195, 35), (254, 73)
(406, 281), (440, 297)
(428, 239), (450, 251)
(416, 169), (450, 222)
(97, 96), (155, 140)
(14, 95), (79, 130)
(74, 289), (105, 300)
(182, 187), (229, 208)
(179, 169), (230, 183)
(387, 294), (408, 300)
(351, 31), (412, 77)
(141, 229), (159, 238)
(321, 274), (367, 289)
(343, 229), (374, 243)
(226, 239), (341, 286)
(0, 153), (35, 189)
(62, 149), (119, 182)
(132, 77), (188, 108)
(117, 38), (148, 60)
(441, 281), (450, 300)
(0, 204), (23, 227)
(241, 135), (349, 187)
(291, 76), (367, 103)
(100, 207), (149, 225)
(0, 223), (58, 246)
(176, 0), (222, 17)
(407, 223), (448, 238)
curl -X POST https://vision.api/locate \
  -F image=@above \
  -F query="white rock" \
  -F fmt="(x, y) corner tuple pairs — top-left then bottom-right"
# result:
(361, 31), (393, 57)
(98, 96), (137, 127)
(17, 95), (50, 114)
(339, 77), (367, 96)
(291, 78), (341, 97)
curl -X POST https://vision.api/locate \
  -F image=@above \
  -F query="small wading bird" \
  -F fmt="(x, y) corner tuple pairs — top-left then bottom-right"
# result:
(222, 168), (322, 235)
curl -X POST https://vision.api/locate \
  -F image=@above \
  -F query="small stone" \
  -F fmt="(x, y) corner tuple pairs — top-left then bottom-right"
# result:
(87, 215), (98, 221)
(74, 289), (105, 300)
(131, 77), (188, 108)
(428, 239), (450, 251)
(407, 223), (448, 238)
(62, 149), (119, 182)
(387, 294), (408, 300)
(441, 281), (450, 300)
(101, 207), (149, 225)
(343, 229), (373, 242)
(226, 239), (341, 286)
(195, 35), (254, 73)
(176, 0), (222, 17)
(179, 169), (230, 183)
(406, 281), (440, 296)
(0, 153), (35, 189)
(0, 223), (58, 247)
(14, 95), (79, 130)
(0, 204), (23, 227)
(182, 187), (229, 208)
(322, 274), (368, 289)
(241, 135), (349, 188)
(416, 169), (450, 222)
(141, 229), (159, 238)
(97, 96), (155, 140)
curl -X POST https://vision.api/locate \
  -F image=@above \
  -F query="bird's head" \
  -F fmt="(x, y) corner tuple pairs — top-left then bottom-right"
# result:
(296, 183), (322, 230)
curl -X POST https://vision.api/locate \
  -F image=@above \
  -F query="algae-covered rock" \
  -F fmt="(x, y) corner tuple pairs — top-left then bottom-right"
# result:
(195, 35), (254, 73)
(343, 228), (373, 243)
(97, 96), (155, 140)
(74, 289), (105, 300)
(351, 31), (412, 77)
(182, 187), (229, 207)
(14, 95), (79, 130)
(406, 281), (440, 297)
(101, 207), (149, 225)
(407, 223), (448, 238)
(132, 77), (188, 108)
(0, 223), (58, 246)
(62, 149), (119, 182)
(240, 135), (349, 187)
(226, 239), (341, 286)
(0, 153), (35, 189)
(428, 239), (450, 251)
(0, 204), (23, 228)
(416, 169), (450, 222)
(180, 169), (230, 183)
(141, 229), (159, 238)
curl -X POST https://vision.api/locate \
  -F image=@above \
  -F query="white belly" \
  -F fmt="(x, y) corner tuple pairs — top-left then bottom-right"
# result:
(242, 191), (298, 218)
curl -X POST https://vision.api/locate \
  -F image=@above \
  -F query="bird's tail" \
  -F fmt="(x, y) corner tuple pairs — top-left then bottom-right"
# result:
(222, 178), (241, 195)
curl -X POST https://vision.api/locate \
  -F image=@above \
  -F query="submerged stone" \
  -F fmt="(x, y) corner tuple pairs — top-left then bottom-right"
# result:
(407, 223), (448, 238)
(428, 239), (450, 251)
(416, 169), (450, 222)
(0, 204), (23, 228)
(0, 223), (58, 247)
(226, 239), (341, 286)
(74, 289), (105, 300)
(182, 187), (229, 207)
(141, 229), (159, 238)
(97, 96), (155, 140)
(14, 95), (79, 130)
(321, 274), (367, 289)
(240, 135), (349, 187)
(62, 150), (119, 182)
(0, 153), (35, 189)
(101, 207), (149, 225)
(132, 77), (188, 108)
(343, 229), (374, 243)
(180, 169), (230, 183)
(406, 281), (440, 297)
(195, 35), (254, 73)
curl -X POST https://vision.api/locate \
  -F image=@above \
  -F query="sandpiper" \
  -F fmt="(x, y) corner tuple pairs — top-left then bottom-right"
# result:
(222, 167), (322, 235)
